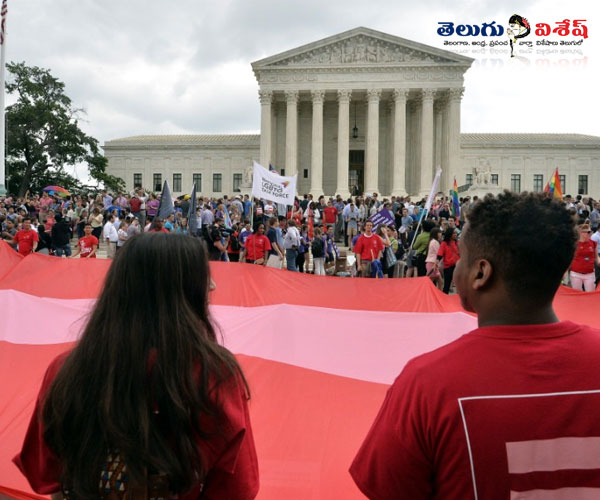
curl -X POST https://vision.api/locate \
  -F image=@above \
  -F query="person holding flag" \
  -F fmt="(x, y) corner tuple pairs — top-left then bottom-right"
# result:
(451, 177), (461, 223)
(0, 0), (8, 195)
(187, 184), (199, 236)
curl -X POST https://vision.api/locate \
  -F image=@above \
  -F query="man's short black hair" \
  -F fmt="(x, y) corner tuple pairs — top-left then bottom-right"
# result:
(422, 220), (435, 233)
(464, 191), (577, 304)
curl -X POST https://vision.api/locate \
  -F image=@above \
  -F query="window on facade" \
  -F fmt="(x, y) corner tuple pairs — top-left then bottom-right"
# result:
(559, 175), (566, 193)
(233, 173), (242, 192)
(193, 173), (202, 192)
(133, 173), (142, 188)
(153, 173), (162, 192)
(466, 174), (473, 185)
(533, 174), (544, 193)
(491, 174), (498, 185)
(304, 169), (309, 179)
(173, 173), (182, 192)
(511, 174), (521, 193)
(578, 175), (588, 195)
(280, 169), (286, 176)
(213, 173), (222, 193)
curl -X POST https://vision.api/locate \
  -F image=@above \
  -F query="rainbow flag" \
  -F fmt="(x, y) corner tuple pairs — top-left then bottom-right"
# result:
(451, 177), (460, 218)
(544, 168), (563, 199)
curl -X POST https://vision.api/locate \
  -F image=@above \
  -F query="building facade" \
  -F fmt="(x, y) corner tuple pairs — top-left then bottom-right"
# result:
(104, 27), (600, 198)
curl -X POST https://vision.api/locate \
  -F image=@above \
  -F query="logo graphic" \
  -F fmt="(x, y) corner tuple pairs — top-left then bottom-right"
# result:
(507, 14), (531, 57)
(437, 16), (588, 62)
(281, 181), (290, 188)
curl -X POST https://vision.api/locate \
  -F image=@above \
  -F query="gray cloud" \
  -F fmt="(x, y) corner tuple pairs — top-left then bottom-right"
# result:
(5, 0), (598, 152)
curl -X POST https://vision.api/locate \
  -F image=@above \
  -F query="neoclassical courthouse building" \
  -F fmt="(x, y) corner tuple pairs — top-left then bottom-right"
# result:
(104, 27), (600, 199)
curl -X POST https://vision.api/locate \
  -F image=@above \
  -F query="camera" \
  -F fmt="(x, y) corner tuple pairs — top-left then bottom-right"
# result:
(219, 227), (234, 238)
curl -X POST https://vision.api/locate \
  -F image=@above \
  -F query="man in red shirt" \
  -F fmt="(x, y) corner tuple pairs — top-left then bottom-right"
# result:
(353, 220), (384, 277)
(5, 217), (39, 256)
(71, 224), (99, 258)
(241, 223), (271, 265)
(323, 200), (338, 228)
(149, 218), (170, 233)
(351, 192), (600, 499)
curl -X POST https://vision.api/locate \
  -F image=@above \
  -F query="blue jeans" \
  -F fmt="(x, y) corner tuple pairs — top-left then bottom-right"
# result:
(286, 248), (298, 271)
(54, 244), (72, 257)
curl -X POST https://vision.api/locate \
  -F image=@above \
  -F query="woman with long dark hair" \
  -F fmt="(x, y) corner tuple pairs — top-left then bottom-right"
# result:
(14, 233), (259, 499)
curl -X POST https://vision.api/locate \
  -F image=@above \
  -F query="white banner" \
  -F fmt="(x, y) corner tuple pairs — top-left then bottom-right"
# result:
(251, 161), (297, 205)
(424, 167), (442, 212)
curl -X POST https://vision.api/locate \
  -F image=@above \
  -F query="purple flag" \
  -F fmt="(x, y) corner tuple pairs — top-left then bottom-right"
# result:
(368, 208), (395, 229)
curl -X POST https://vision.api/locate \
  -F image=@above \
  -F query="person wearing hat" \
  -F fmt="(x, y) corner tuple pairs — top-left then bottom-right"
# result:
(179, 195), (191, 216)
(232, 196), (244, 217)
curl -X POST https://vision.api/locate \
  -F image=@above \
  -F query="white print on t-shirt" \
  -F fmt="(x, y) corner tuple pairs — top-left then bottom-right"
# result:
(458, 390), (600, 500)
(79, 240), (93, 256)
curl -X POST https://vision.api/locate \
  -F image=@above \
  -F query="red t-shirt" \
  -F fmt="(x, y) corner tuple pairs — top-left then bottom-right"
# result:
(353, 233), (384, 261)
(350, 321), (600, 500)
(150, 227), (169, 233)
(14, 229), (39, 256)
(438, 240), (460, 268)
(129, 197), (142, 212)
(244, 234), (271, 261)
(13, 351), (259, 499)
(78, 235), (98, 258)
(323, 206), (337, 224)
(571, 240), (597, 274)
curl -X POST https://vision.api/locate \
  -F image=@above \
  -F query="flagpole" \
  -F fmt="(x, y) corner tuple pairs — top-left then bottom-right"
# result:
(408, 168), (442, 253)
(0, 0), (7, 196)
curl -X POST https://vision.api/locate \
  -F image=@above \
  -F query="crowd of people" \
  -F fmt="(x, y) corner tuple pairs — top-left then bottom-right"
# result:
(12, 191), (600, 500)
(1, 188), (599, 292)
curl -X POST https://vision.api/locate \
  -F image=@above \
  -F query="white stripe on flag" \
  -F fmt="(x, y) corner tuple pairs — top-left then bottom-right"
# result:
(506, 437), (600, 473)
(424, 168), (442, 212)
(510, 488), (600, 500)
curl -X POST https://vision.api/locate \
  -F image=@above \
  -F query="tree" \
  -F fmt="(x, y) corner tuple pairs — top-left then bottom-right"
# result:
(5, 61), (124, 197)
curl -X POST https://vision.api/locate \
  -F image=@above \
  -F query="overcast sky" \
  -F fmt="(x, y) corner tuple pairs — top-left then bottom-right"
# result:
(7, 0), (600, 153)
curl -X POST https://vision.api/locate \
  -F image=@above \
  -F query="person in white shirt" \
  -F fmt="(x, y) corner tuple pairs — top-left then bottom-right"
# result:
(103, 214), (119, 259)
(343, 202), (360, 247)
(304, 202), (320, 225)
(283, 220), (302, 272)
(264, 201), (276, 218)
(117, 222), (129, 251)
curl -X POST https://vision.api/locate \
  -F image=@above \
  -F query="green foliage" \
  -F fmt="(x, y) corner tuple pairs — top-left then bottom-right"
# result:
(5, 61), (124, 196)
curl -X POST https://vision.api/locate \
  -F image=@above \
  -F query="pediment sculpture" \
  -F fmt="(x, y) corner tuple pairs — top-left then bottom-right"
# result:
(270, 36), (452, 66)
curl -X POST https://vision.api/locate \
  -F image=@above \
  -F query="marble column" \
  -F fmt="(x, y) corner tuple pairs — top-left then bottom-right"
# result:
(365, 89), (381, 195)
(336, 89), (352, 198)
(447, 87), (464, 193)
(285, 90), (299, 179)
(391, 89), (408, 196)
(434, 96), (445, 192)
(440, 95), (450, 193)
(259, 90), (273, 168)
(310, 90), (325, 197)
(419, 89), (435, 197)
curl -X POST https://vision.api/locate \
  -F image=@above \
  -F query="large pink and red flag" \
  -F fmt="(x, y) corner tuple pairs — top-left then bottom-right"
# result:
(0, 240), (599, 499)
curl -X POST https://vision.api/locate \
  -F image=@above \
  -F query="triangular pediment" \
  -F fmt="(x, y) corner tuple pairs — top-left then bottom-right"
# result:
(252, 27), (473, 68)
